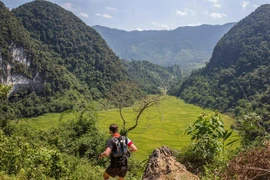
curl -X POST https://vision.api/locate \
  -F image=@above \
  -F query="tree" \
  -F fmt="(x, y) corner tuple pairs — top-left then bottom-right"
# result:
(107, 81), (162, 136)
(120, 95), (162, 136)
(0, 84), (12, 100)
(235, 112), (268, 147)
(0, 84), (12, 129)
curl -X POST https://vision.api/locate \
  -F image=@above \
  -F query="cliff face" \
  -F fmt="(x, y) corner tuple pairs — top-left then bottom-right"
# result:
(2, 45), (43, 97)
(0, 2), (42, 97)
(143, 146), (199, 180)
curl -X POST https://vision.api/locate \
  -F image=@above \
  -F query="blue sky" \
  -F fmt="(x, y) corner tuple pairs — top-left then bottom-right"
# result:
(2, 0), (270, 31)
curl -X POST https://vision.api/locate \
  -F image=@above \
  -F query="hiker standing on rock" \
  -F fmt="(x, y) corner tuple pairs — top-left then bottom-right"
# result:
(98, 124), (137, 180)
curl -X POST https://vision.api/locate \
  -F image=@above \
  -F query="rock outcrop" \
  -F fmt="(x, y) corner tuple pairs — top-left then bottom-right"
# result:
(0, 44), (43, 98)
(143, 146), (199, 180)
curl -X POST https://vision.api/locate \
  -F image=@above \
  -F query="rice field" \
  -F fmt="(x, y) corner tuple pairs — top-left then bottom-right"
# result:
(97, 96), (236, 160)
(25, 96), (237, 161)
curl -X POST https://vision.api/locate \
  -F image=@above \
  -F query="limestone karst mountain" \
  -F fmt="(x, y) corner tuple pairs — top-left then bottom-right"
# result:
(0, 1), (42, 96)
(12, 0), (127, 97)
(1, 0), (128, 117)
(175, 4), (270, 123)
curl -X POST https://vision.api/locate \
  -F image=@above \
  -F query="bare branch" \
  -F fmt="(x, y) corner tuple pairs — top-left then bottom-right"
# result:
(119, 107), (126, 127)
(247, 167), (270, 180)
(126, 96), (161, 133)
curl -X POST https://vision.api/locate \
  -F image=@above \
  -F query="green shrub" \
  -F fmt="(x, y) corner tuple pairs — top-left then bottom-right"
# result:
(179, 112), (237, 174)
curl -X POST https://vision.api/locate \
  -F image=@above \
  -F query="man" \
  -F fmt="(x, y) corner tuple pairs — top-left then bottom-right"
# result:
(98, 124), (137, 180)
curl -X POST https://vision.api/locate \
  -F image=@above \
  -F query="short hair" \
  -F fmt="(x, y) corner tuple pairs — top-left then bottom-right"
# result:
(109, 124), (118, 133)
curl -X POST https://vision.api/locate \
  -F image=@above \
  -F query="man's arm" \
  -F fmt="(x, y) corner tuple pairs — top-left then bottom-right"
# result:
(129, 144), (137, 152)
(127, 137), (137, 152)
(98, 147), (111, 160)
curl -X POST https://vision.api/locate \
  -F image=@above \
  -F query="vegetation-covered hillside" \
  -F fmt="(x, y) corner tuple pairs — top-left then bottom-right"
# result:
(0, 1), (35, 83)
(175, 4), (270, 127)
(0, 1), (94, 118)
(93, 23), (234, 70)
(13, 0), (127, 98)
(1, 0), (185, 118)
(123, 60), (183, 94)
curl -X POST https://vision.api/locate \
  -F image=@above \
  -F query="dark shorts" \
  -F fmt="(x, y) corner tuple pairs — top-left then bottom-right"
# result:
(106, 166), (127, 178)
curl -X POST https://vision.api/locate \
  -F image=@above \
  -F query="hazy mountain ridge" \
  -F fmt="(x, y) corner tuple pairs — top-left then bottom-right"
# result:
(175, 4), (270, 123)
(93, 23), (235, 69)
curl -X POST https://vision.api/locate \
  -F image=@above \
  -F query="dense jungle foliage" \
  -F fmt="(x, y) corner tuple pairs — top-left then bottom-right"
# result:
(0, 1), (93, 118)
(175, 4), (270, 133)
(0, 1), (33, 79)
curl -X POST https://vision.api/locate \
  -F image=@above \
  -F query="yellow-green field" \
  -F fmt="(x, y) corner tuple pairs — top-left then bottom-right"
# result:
(97, 96), (236, 160)
(25, 96), (237, 161)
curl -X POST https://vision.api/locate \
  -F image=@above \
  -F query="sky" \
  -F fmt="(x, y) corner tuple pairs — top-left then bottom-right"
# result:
(2, 0), (270, 31)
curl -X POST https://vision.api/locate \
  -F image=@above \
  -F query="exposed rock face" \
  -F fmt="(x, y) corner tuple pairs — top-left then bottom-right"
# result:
(143, 146), (199, 180)
(0, 44), (43, 97)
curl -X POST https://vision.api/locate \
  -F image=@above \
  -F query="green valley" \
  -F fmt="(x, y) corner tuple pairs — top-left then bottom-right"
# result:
(25, 96), (236, 160)
(1, 0), (269, 179)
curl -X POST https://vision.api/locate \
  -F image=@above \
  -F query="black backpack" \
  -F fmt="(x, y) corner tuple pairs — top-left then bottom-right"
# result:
(111, 136), (129, 158)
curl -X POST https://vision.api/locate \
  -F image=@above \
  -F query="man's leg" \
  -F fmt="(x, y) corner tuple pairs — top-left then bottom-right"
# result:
(118, 177), (124, 180)
(103, 171), (110, 180)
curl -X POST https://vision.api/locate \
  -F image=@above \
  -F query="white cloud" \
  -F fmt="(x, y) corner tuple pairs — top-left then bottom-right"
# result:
(176, 8), (196, 16)
(176, 10), (187, 16)
(187, 23), (202, 26)
(106, 7), (118, 12)
(96, 13), (112, 19)
(61, 2), (75, 11)
(241, 1), (249, 9)
(213, 4), (222, 8)
(152, 21), (170, 28)
(208, 0), (221, 8)
(79, 13), (89, 18)
(210, 13), (227, 19)
(136, 28), (143, 31)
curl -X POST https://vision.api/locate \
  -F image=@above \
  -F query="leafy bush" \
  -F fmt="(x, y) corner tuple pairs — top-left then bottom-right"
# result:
(178, 112), (237, 174)
(0, 106), (109, 179)
(45, 106), (107, 160)
(234, 112), (269, 147)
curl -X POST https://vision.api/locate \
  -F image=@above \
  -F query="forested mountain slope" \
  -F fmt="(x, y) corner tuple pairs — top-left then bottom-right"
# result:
(0, 1), (35, 85)
(0, 1), (95, 117)
(123, 60), (183, 94)
(12, 0), (127, 98)
(93, 23), (234, 69)
(175, 4), (270, 123)
(0, 0), (132, 117)
(1, 0), (184, 118)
